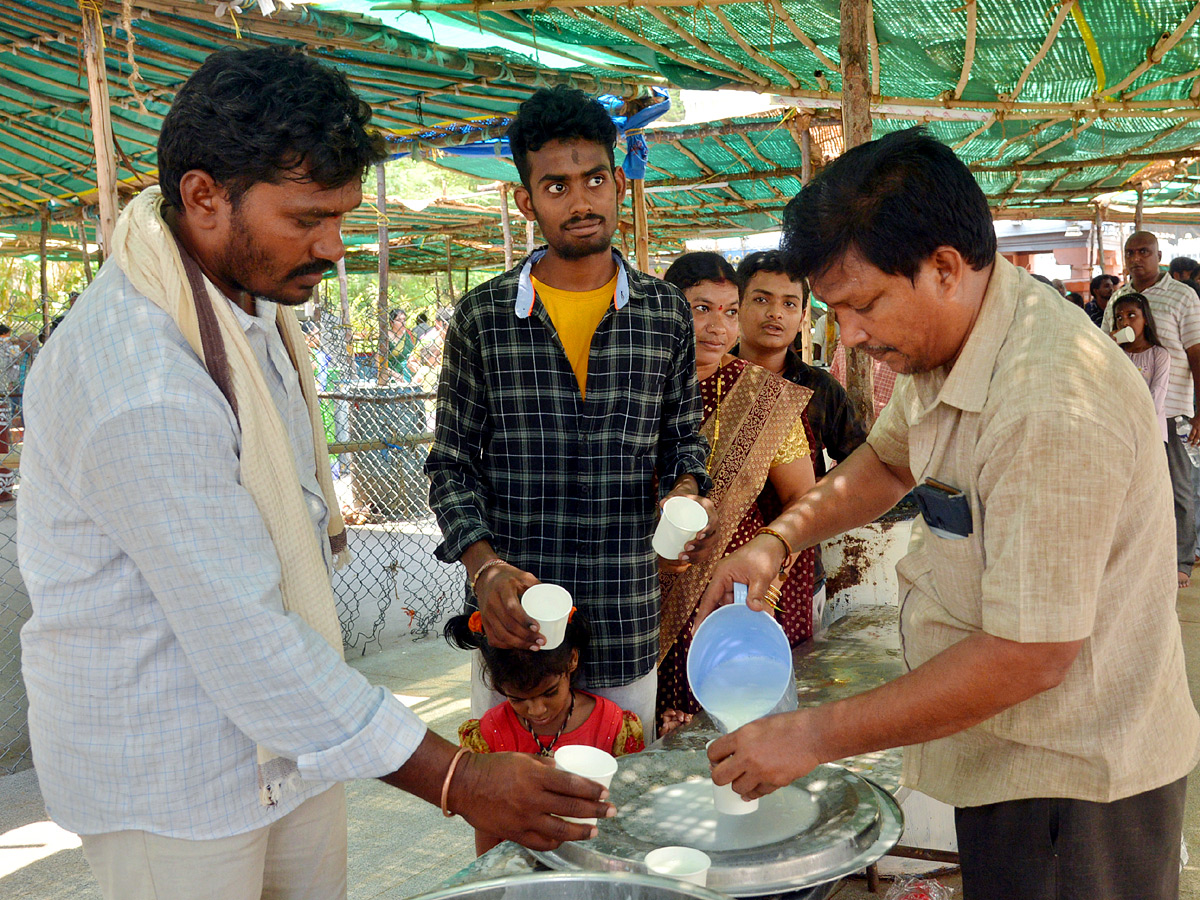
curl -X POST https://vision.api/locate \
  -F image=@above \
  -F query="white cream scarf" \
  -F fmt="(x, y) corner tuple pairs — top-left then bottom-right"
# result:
(112, 187), (350, 806)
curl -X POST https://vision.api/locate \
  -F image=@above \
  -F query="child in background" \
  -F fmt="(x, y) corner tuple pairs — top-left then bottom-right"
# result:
(446, 608), (644, 854)
(1112, 292), (1171, 443)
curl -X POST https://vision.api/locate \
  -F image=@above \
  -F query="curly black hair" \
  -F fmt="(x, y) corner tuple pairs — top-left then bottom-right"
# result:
(444, 607), (592, 695)
(158, 47), (387, 210)
(506, 85), (617, 189)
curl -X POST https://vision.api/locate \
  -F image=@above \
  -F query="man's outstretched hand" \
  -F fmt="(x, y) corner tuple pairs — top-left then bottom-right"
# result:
(448, 751), (616, 850)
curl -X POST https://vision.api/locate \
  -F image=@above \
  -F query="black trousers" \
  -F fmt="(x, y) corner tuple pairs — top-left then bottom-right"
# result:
(954, 777), (1187, 900)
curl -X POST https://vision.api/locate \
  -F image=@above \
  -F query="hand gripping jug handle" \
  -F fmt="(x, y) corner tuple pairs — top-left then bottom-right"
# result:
(687, 583), (798, 733)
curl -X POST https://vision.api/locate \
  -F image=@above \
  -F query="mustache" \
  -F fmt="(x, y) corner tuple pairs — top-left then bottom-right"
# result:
(564, 215), (604, 228)
(287, 259), (336, 279)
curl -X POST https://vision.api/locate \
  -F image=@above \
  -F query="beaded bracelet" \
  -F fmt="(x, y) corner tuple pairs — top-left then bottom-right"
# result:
(470, 558), (507, 594)
(441, 747), (471, 818)
(754, 527), (793, 578)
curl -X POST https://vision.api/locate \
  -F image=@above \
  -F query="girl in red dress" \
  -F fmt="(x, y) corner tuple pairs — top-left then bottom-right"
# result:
(445, 608), (644, 854)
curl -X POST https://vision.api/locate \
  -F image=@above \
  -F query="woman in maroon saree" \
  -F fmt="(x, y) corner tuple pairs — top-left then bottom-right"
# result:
(657, 253), (817, 732)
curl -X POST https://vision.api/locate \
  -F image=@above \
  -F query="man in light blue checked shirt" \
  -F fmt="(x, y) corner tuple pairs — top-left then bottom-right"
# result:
(18, 48), (612, 900)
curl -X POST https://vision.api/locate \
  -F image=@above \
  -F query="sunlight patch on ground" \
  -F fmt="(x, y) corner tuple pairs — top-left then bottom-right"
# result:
(393, 693), (429, 708)
(0, 820), (81, 878)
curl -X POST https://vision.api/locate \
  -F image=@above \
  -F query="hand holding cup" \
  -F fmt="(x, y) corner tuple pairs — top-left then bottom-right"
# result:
(449, 750), (616, 850)
(474, 563), (543, 650)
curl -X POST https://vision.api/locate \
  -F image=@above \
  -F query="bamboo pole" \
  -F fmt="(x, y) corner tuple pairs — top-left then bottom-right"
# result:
(711, 7), (800, 88)
(632, 180), (650, 272)
(645, 8), (771, 88)
(840, 0), (875, 429)
(526, 219), (535, 253)
(800, 300), (813, 364)
(867, 0), (880, 97)
(336, 256), (352, 368)
(1010, 0), (1075, 102)
(81, 1), (119, 253)
(801, 129), (813, 184)
(1135, 188), (1144, 230)
(499, 183), (514, 269)
(1095, 204), (1106, 272)
(376, 164), (389, 387)
(954, 0), (978, 99)
(575, 8), (741, 83)
(445, 237), (457, 304)
(1093, 0), (1200, 99)
(39, 205), (49, 338)
(78, 206), (93, 283)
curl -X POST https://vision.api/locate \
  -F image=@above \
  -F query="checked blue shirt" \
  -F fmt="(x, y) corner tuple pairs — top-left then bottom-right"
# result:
(427, 249), (710, 688)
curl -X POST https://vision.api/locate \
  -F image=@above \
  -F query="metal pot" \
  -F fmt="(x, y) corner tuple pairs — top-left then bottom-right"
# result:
(406, 871), (729, 900)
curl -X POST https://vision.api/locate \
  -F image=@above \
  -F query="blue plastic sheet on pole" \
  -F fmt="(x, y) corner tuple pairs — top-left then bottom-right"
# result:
(386, 87), (671, 178)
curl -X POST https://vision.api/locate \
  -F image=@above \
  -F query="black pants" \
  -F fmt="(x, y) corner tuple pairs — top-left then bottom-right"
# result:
(954, 777), (1187, 900)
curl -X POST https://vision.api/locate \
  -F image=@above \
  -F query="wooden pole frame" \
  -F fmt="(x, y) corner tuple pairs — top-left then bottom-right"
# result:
(39, 204), (49, 338)
(81, 1), (119, 253)
(840, 0), (875, 429)
(78, 205), (93, 283)
(376, 163), (389, 387)
(632, 179), (650, 272)
(499, 183), (514, 270)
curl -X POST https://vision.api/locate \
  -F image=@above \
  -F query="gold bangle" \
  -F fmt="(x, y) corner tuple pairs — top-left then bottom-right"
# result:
(754, 527), (792, 578)
(470, 558), (506, 594)
(441, 747), (471, 818)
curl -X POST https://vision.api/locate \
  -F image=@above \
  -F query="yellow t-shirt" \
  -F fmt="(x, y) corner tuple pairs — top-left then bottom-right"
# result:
(532, 273), (617, 398)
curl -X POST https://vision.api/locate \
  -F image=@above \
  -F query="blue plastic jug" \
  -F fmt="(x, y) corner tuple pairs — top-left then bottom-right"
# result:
(687, 583), (798, 733)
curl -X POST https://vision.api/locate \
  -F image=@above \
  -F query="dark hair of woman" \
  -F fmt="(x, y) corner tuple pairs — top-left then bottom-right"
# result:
(444, 607), (592, 694)
(663, 252), (738, 293)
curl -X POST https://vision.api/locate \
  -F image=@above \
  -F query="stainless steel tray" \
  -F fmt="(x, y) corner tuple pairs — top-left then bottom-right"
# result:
(532, 750), (903, 897)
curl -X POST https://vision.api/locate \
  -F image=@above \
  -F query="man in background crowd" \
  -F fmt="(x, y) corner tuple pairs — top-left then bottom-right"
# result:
(1170, 256), (1200, 299)
(1085, 273), (1119, 327)
(1102, 231), (1200, 588)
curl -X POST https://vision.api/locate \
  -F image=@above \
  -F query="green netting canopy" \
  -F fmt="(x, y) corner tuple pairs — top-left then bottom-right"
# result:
(364, 0), (1200, 218)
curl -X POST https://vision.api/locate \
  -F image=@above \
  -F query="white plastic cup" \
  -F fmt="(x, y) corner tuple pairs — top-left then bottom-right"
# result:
(707, 740), (758, 815)
(644, 847), (712, 886)
(1114, 326), (1136, 344)
(652, 496), (709, 560)
(520, 583), (572, 650)
(554, 745), (618, 825)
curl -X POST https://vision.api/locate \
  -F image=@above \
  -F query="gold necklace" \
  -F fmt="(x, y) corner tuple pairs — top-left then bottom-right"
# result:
(706, 367), (723, 475)
(522, 690), (576, 758)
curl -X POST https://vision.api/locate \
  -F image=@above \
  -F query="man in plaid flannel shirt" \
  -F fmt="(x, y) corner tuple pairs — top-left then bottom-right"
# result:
(427, 87), (715, 732)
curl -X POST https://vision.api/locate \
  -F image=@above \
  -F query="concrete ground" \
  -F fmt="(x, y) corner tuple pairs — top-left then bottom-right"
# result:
(5, 587), (1200, 899)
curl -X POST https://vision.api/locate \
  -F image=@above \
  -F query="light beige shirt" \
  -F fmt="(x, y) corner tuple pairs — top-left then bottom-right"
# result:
(868, 255), (1200, 807)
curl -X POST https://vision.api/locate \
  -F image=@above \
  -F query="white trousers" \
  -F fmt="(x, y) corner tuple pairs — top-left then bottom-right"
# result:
(80, 786), (347, 900)
(470, 652), (658, 742)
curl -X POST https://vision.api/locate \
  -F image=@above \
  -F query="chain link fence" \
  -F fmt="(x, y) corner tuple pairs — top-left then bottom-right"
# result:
(1, 299), (65, 775)
(0, 291), (463, 775)
(309, 300), (463, 655)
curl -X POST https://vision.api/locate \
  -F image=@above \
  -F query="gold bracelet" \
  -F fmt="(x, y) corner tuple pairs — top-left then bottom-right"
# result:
(470, 558), (506, 594)
(754, 527), (792, 578)
(441, 747), (471, 818)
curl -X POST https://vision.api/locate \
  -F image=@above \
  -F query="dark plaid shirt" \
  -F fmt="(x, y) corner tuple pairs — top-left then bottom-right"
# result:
(427, 249), (710, 688)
